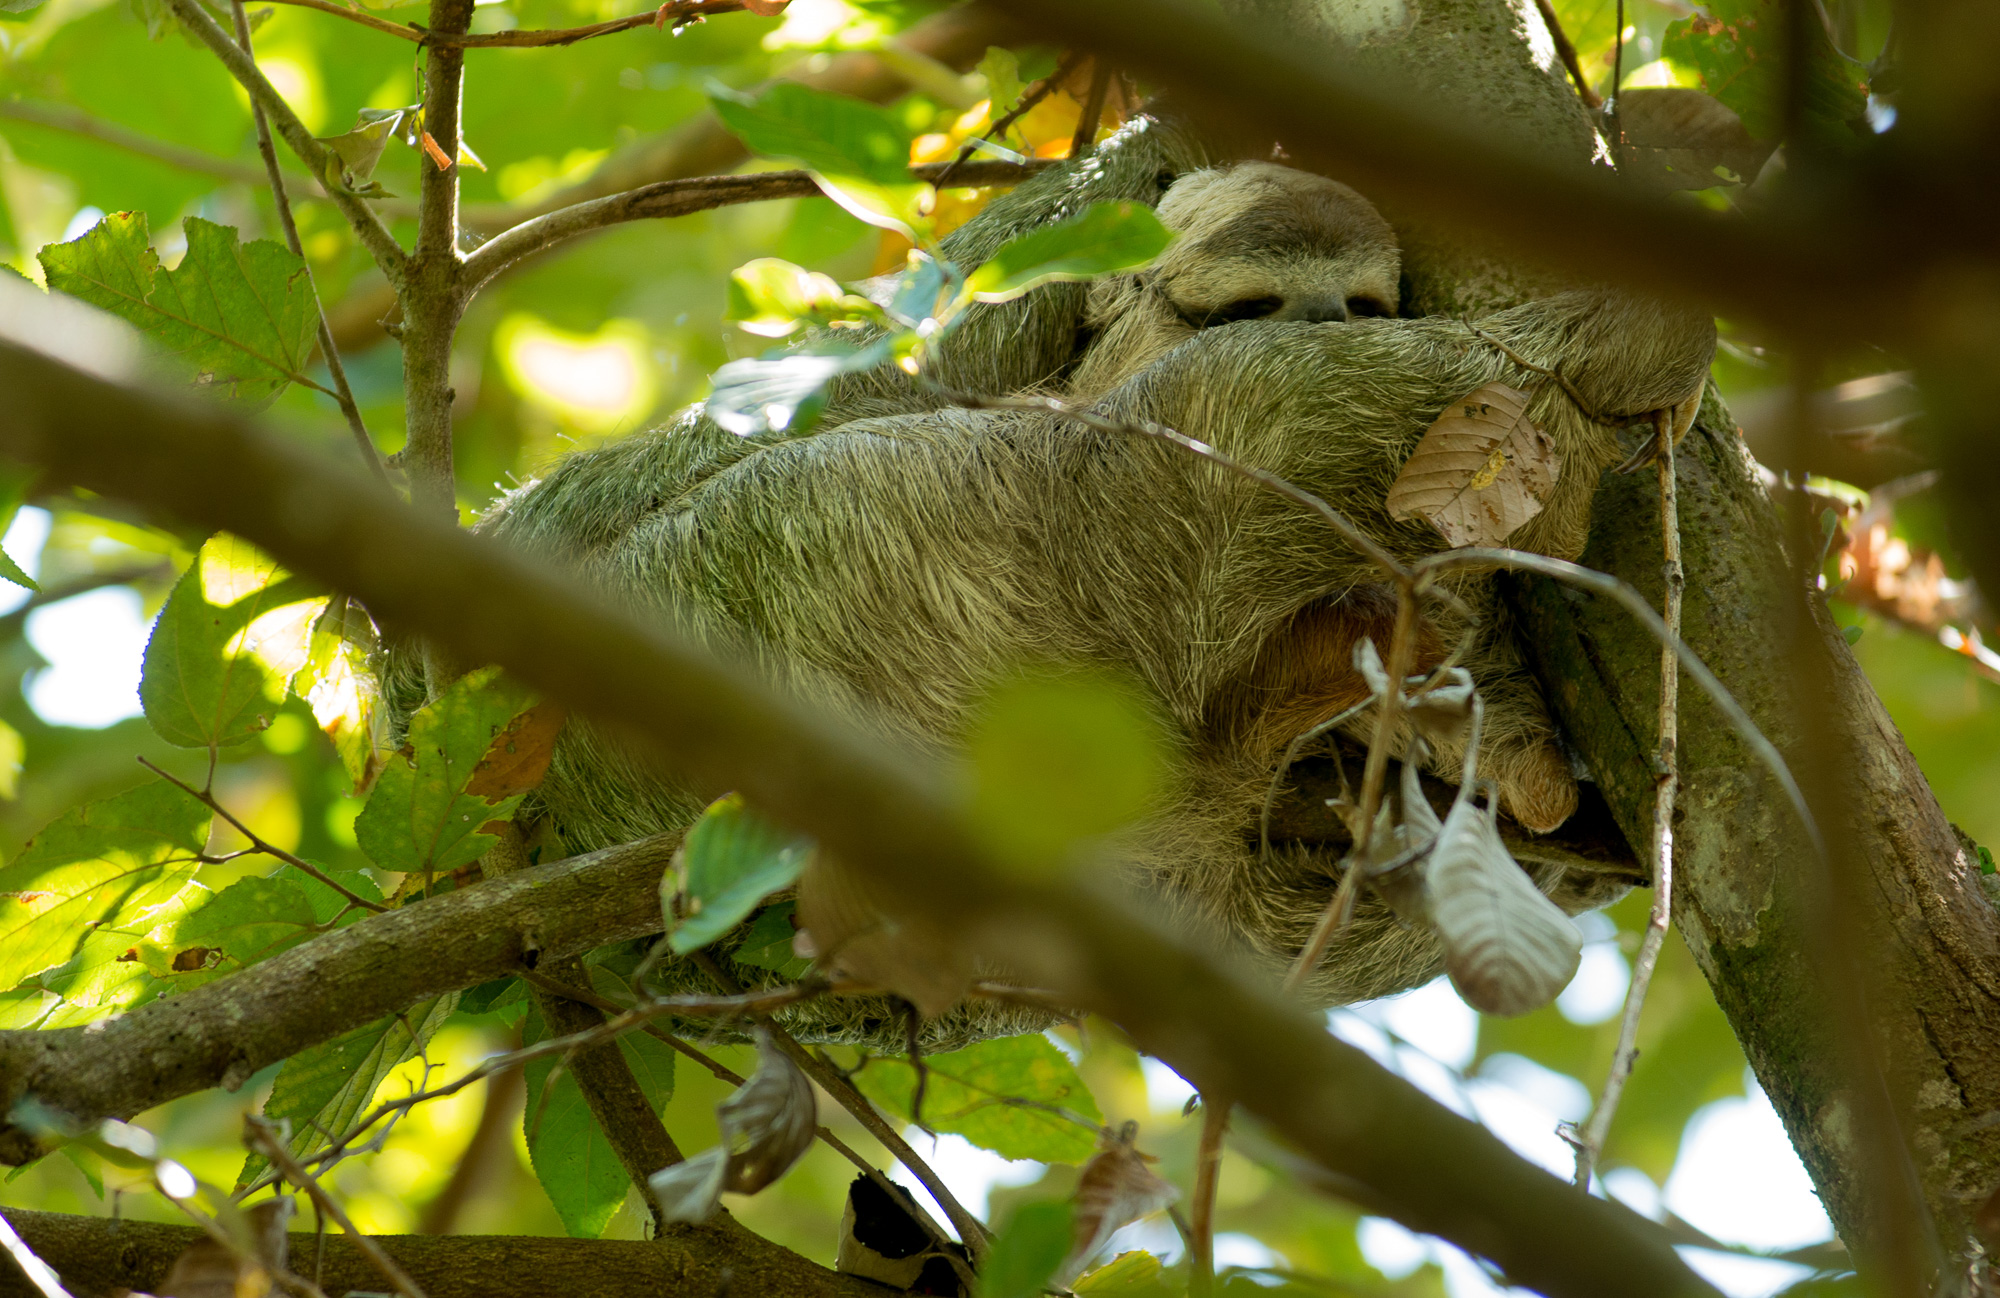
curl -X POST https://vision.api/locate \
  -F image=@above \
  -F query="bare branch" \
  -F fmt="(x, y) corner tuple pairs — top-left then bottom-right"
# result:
(245, 1117), (427, 1298)
(1571, 409), (1682, 1187)
(461, 160), (1054, 292)
(1531, 0), (1604, 110)
(0, 100), (273, 188)
(228, 0), (389, 487)
(158, 0), (406, 281)
(0, 335), (1723, 1298)
(251, 0), (752, 48)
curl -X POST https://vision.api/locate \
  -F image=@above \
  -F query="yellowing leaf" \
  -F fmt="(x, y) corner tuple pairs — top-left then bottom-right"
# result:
(1386, 382), (1562, 548)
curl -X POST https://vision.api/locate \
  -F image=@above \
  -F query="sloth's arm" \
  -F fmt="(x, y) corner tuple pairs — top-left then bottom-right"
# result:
(1469, 287), (1716, 419)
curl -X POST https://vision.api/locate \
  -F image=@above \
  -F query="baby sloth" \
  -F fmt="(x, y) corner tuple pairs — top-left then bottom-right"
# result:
(1067, 162), (1403, 398)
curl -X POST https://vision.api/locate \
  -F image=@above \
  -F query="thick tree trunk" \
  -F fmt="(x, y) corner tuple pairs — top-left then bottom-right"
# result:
(1224, 0), (2000, 1267)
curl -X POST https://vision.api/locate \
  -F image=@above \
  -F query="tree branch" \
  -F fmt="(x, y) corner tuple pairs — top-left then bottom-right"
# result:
(459, 160), (1055, 292)
(989, 0), (1909, 340)
(0, 100), (273, 188)
(251, 0), (752, 47)
(0, 336), (1722, 1298)
(1, 1208), (883, 1298)
(159, 0), (406, 282)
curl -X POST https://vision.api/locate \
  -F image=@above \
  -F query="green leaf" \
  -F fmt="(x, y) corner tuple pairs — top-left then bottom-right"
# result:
(980, 1200), (1075, 1298)
(522, 982), (676, 1238)
(705, 337), (899, 437)
(1660, 0), (1869, 149)
(128, 875), (319, 984)
(710, 83), (928, 236)
(241, 993), (459, 1187)
(976, 47), (1026, 128)
(38, 212), (323, 407)
(0, 463), (42, 593)
(1979, 845), (1995, 876)
(853, 1034), (1102, 1163)
(727, 257), (883, 339)
(0, 719), (25, 800)
(967, 203), (1175, 304)
(291, 597), (387, 793)
(669, 794), (811, 955)
(732, 901), (811, 979)
(141, 537), (325, 750)
(0, 780), (210, 994)
(353, 666), (546, 878)
(294, 866), (383, 924)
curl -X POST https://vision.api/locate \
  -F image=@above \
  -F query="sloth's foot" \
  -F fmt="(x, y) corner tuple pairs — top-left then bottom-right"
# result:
(1487, 740), (1579, 834)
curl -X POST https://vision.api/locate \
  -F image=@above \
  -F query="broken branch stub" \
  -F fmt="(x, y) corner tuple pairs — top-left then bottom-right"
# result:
(1387, 383), (1562, 548)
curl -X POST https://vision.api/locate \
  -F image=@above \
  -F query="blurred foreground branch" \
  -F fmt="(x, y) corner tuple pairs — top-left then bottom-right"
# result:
(0, 335), (1718, 1298)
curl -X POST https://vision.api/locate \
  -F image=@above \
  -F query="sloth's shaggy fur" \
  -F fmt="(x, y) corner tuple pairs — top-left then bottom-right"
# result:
(433, 117), (1714, 1046)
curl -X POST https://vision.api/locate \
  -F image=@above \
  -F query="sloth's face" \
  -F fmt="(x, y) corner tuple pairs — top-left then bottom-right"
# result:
(1150, 162), (1402, 329)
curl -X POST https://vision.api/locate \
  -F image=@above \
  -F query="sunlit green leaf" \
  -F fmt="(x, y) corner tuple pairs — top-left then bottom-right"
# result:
(727, 257), (882, 338)
(705, 337), (899, 437)
(967, 203), (1174, 304)
(353, 666), (549, 878)
(854, 1034), (1102, 1163)
(0, 780), (210, 994)
(141, 536), (324, 750)
(0, 463), (41, 593)
(128, 874), (318, 984)
(710, 83), (929, 236)
(241, 993), (459, 1187)
(669, 794), (811, 954)
(291, 597), (387, 793)
(39, 212), (323, 407)
(980, 1199), (1074, 1298)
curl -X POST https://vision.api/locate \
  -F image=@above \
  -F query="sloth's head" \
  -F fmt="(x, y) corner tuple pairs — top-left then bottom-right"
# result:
(1069, 162), (1401, 398)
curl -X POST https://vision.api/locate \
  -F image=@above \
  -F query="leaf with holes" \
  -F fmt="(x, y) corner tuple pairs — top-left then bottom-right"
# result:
(353, 667), (546, 878)
(852, 1034), (1102, 1163)
(39, 212), (320, 407)
(0, 780), (210, 995)
(1386, 383), (1561, 548)
(142, 537), (324, 750)
(1426, 796), (1580, 1016)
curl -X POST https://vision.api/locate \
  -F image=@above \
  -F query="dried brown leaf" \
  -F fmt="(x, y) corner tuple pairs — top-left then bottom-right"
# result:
(1386, 383), (1562, 548)
(463, 700), (566, 799)
(1426, 797), (1581, 1015)
(158, 1199), (292, 1298)
(649, 1028), (817, 1222)
(1059, 1125), (1180, 1285)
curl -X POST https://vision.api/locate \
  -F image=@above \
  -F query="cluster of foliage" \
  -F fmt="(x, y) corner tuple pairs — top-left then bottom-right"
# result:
(0, 0), (1992, 1292)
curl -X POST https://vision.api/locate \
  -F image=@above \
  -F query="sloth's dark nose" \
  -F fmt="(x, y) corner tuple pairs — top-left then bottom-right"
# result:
(1294, 297), (1352, 323)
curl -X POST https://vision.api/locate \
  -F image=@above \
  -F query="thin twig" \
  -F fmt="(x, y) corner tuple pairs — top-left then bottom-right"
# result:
(934, 52), (1084, 188)
(1189, 1096), (1230, 1296)
(1416, 547), (1825, 863)
(0, 100), (274, 188)
(140, 756), (389, 914)
(159, 0), (408, 281)
(1463, 321), (1607, 423)
(1571, 409), (1680, 1188)
(229, 0), (389, 487)
(1069, 58), (1114, 159)
(252, 0), (750, 47)
(1532, 0), (1604, 110)
(245, 1117), (427, 1298)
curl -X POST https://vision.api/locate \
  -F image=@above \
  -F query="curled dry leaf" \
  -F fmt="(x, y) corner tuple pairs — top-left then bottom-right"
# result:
(795, 850), (973, 1017)
(1425, 794), (1581, 1016)
(648, 1028), (817, 1222)
(1386, 382), (1562, 548)
(463, 700), (565, 800)
(1058, 1123), (1180, 1286)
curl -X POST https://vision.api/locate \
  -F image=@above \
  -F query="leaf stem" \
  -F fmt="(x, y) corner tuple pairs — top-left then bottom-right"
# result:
(231, 0), (391, 487)
(140, 755), (390, 913)
(1570, 408), (1680, 1188)
(1188, 1095), (1230, 1296)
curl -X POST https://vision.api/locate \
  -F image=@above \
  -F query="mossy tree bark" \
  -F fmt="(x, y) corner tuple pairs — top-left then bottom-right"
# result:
(1227, 0), (2000, 1272)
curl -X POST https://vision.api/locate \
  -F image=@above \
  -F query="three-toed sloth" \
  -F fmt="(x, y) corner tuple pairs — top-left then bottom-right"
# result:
(474, 118), (1713, 1043)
